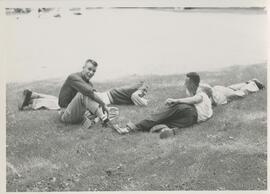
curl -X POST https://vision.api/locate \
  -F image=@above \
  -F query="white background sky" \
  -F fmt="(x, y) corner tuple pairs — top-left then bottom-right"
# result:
(1, 0), (268, 82)
(4, 8), (267, 82)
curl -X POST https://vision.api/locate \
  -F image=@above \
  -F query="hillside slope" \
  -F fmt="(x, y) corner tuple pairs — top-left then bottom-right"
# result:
(6, 63), (267, 191)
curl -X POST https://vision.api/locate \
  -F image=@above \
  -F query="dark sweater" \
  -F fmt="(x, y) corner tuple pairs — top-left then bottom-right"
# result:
(58, 72), (94, 108)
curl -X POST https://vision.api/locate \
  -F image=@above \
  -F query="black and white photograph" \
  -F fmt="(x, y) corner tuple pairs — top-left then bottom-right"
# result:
(2, 0), (268, 192)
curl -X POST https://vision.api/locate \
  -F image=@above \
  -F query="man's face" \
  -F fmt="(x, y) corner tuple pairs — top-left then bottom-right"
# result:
(184, 76), (190, 88)
(184, 76), (192, 96)
(82, 62), (97, 81)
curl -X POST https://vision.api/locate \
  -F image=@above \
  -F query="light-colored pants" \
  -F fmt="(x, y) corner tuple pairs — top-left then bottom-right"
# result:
(60, 93), (106, 124)
(212, 86), (246, 105)
(32, 93), (60, 110)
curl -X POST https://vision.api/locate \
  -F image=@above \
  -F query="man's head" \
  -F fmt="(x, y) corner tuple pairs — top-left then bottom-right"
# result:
(251, 78), (265, 90)
(82, 59), (98, 81)
(185, 72), (200, 96)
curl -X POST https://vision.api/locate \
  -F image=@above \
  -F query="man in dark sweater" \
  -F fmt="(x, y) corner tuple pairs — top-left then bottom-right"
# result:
(58, 59), (125, 133)
(18, 61), (148, 116)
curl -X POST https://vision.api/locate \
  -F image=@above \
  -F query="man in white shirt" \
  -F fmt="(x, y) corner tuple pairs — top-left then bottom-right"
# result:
(123, 72), (213, 135)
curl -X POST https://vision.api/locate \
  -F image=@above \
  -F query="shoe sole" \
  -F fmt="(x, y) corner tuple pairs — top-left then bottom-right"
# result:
(160, 128), (176, 139)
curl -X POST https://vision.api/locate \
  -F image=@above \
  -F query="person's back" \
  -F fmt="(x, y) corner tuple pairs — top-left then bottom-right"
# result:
(199, 78), (264, 106)
(194, 88), (213, 122)
(199, 83), (218, 105)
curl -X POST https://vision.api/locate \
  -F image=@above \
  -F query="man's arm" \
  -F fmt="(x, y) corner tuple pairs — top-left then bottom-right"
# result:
(166, 94), (203, 106)
(69, 75), (106, 107)
(176, 94), (203, 104)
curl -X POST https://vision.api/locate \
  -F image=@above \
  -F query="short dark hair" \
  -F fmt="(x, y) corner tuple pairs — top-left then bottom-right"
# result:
(85, 59), (98, 67)
(186, 72), (200, 87)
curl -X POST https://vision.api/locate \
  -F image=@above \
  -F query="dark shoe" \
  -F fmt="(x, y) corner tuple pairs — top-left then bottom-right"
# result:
(160, 127), (176, 139)
(18, 89), (32, 110)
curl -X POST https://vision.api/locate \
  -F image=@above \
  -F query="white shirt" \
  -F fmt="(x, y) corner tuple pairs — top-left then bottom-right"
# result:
(239, 81), (259, 93)
(212, 81), (259, 105)
(212, 86), (230, 105)
(194, 89), (213, 122)
(199, 83), (227, 105)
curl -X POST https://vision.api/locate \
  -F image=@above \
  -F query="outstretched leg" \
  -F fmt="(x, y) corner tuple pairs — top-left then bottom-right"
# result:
(108, 81), (148, 105)
(18, 89), (60, 110)
(131, 104), (197, 132)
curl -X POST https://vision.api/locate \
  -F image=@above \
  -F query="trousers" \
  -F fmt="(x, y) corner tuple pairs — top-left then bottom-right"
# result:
(60, 93), (106, 124)
(135, 104), (198, 131)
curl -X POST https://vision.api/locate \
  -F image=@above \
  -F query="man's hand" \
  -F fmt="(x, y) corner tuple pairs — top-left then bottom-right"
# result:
(165, 98), (178, 106)
(101, 104), (109, 115)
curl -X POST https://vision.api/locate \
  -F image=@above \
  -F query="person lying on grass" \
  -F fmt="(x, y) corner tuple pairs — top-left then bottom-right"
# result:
(18, 59), (148, 134)
(199, 78), (265, 106)
(121, 72), (213, 137)
(18, 82), (148, 111)
(18, 81), (148, 112)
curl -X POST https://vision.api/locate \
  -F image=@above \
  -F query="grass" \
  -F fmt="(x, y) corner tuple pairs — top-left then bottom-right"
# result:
(6, 63), (267, 191)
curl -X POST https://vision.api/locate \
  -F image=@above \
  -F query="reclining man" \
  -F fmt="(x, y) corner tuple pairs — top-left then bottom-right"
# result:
(18, 59), (148, 133)
(18, 82), (148, 111)
(18, 63), (148, 111)
(199, 78), (265, 106)
(122, 72), (213, 137)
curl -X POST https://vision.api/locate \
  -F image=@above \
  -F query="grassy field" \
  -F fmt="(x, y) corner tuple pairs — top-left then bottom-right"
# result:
(6, 63), (267, 191)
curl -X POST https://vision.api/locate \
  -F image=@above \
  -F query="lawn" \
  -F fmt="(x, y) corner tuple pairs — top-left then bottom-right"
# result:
(6, 63), (267, 191)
